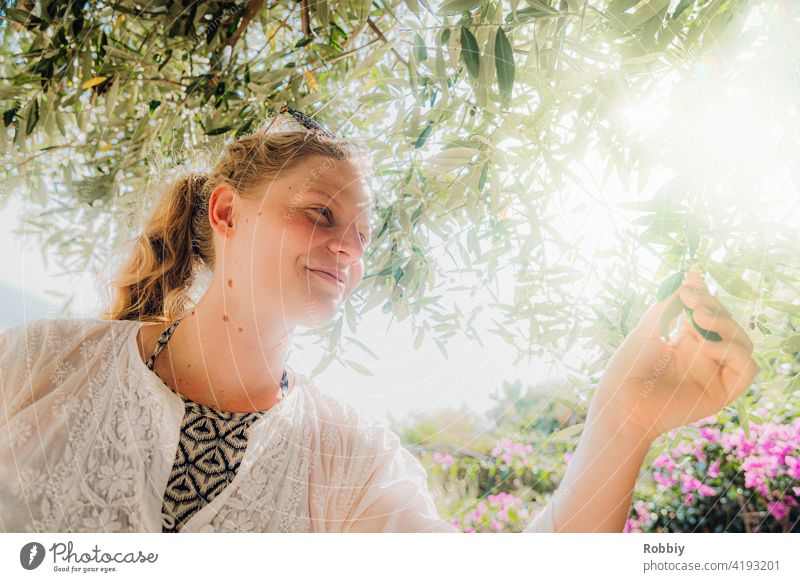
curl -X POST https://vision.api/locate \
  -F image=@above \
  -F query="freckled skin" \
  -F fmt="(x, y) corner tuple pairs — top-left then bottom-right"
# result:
(204, 156), (371, 344)
(139, 157), (372, 414)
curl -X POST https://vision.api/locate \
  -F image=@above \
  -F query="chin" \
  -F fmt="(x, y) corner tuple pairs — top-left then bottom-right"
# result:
(296, 296), (341, 328)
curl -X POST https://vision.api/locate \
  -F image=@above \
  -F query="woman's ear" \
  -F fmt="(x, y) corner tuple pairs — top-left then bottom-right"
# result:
(208, 184), (236, 237)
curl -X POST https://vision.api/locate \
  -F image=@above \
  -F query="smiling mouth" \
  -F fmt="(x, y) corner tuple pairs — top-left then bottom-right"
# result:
(307, 268), (346, 290)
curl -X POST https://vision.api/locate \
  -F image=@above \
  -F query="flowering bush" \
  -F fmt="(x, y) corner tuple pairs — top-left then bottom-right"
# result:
(407, 375), (800, 533)
(625, 410), (800, 533)
(420, 434), (575, 533)
(451, 492), (532, 533)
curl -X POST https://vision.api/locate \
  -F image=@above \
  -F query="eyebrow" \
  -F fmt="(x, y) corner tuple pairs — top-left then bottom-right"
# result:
(307, 188), (336, 202)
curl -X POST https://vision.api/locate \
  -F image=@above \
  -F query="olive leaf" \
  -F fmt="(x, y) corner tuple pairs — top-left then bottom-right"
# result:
(494, 27), (514, 101)
(460, 27), (481, 79)
(684, 308), (723, 342)
(656, 270), (685, 301)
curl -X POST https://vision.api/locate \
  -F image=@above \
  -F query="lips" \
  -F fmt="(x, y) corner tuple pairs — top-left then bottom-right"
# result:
(307, 266), (346, 287)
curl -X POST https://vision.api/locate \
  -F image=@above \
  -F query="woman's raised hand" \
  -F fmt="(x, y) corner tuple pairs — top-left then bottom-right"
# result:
(593, 269), (760, 442)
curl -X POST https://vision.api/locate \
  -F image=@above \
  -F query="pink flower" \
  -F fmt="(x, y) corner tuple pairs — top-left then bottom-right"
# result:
(633, 501), (650, 520)
(451, 518), (460, 527)
(564, 451), (574, 464)
(654, 472), (677, 488)
(767, 501), (789, 521)
(490, 520), (503, 532)
(753, 407), (770, 419)
(786, 456), (800, 480)
(708, 458), (721, 478)
(697, 484), (717, 497)
(699, 427), (720, 443)
(432, 451), (454, 469)
(624, 518), (642, 533)
(737, 434), (757, 456)
(680, 474), (702, 494)
(653, 453), (675, 471)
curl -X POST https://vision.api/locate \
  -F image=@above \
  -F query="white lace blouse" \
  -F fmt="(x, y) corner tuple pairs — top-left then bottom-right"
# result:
(0, 317), (555, 533)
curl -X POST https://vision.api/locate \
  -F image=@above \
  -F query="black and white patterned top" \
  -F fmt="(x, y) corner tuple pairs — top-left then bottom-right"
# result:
(144, 317), (289, 533)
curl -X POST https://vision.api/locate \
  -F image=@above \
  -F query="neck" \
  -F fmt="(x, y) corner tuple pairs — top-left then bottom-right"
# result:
(162, 284), (295, 413)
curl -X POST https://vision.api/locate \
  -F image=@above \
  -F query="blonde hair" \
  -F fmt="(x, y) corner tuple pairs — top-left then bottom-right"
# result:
(100, 115), (369, 323)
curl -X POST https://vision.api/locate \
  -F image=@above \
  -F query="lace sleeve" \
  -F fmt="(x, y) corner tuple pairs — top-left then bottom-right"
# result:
(342, 425), (458, 533)
(0, 318), (53, 428)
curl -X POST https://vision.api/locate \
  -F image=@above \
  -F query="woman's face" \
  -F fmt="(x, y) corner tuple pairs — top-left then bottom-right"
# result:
(213, 155), (373, 329)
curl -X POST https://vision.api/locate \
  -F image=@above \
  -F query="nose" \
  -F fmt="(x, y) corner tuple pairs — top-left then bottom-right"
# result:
(327, 223), (365, 263)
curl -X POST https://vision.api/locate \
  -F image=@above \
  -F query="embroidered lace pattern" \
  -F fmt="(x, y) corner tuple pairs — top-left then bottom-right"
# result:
(1, 318), (548, 533)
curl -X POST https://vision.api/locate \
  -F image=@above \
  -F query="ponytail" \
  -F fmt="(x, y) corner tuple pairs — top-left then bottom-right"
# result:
(101, 172), (212, 322)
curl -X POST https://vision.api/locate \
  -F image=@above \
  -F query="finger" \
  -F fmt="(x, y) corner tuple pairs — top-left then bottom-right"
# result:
(691, 306), (754, 352)
(698, 341), (759, 407)
(696, 338), (759, 382)
(679, 283), (731, 317)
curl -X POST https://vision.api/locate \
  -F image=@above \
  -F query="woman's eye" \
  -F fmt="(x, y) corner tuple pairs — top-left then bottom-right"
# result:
(313, 207), (367, 244)
(313, 207), (333, 221)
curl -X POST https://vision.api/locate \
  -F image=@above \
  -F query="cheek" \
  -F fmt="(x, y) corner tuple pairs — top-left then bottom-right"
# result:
(284, 211), (321, 248)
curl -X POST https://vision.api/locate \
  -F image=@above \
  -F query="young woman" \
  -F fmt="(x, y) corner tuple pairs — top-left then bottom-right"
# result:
(0, 108), (758, 533)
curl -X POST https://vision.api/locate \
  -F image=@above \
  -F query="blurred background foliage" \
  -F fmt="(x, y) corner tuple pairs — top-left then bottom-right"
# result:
(396, 376), (800, 532)
(1, 0), (799, 529)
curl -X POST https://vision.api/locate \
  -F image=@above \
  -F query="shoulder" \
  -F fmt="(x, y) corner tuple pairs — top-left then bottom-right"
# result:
(1, 317), (135, 362)
(296, 375), (396, 457)
(0, 317), (137, 421)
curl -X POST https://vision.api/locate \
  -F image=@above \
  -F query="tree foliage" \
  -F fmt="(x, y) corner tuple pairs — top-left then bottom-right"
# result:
(1, 1), (798, 414)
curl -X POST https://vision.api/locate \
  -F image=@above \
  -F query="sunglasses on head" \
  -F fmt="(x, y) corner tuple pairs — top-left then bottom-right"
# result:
(266, 105), (336, 139)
